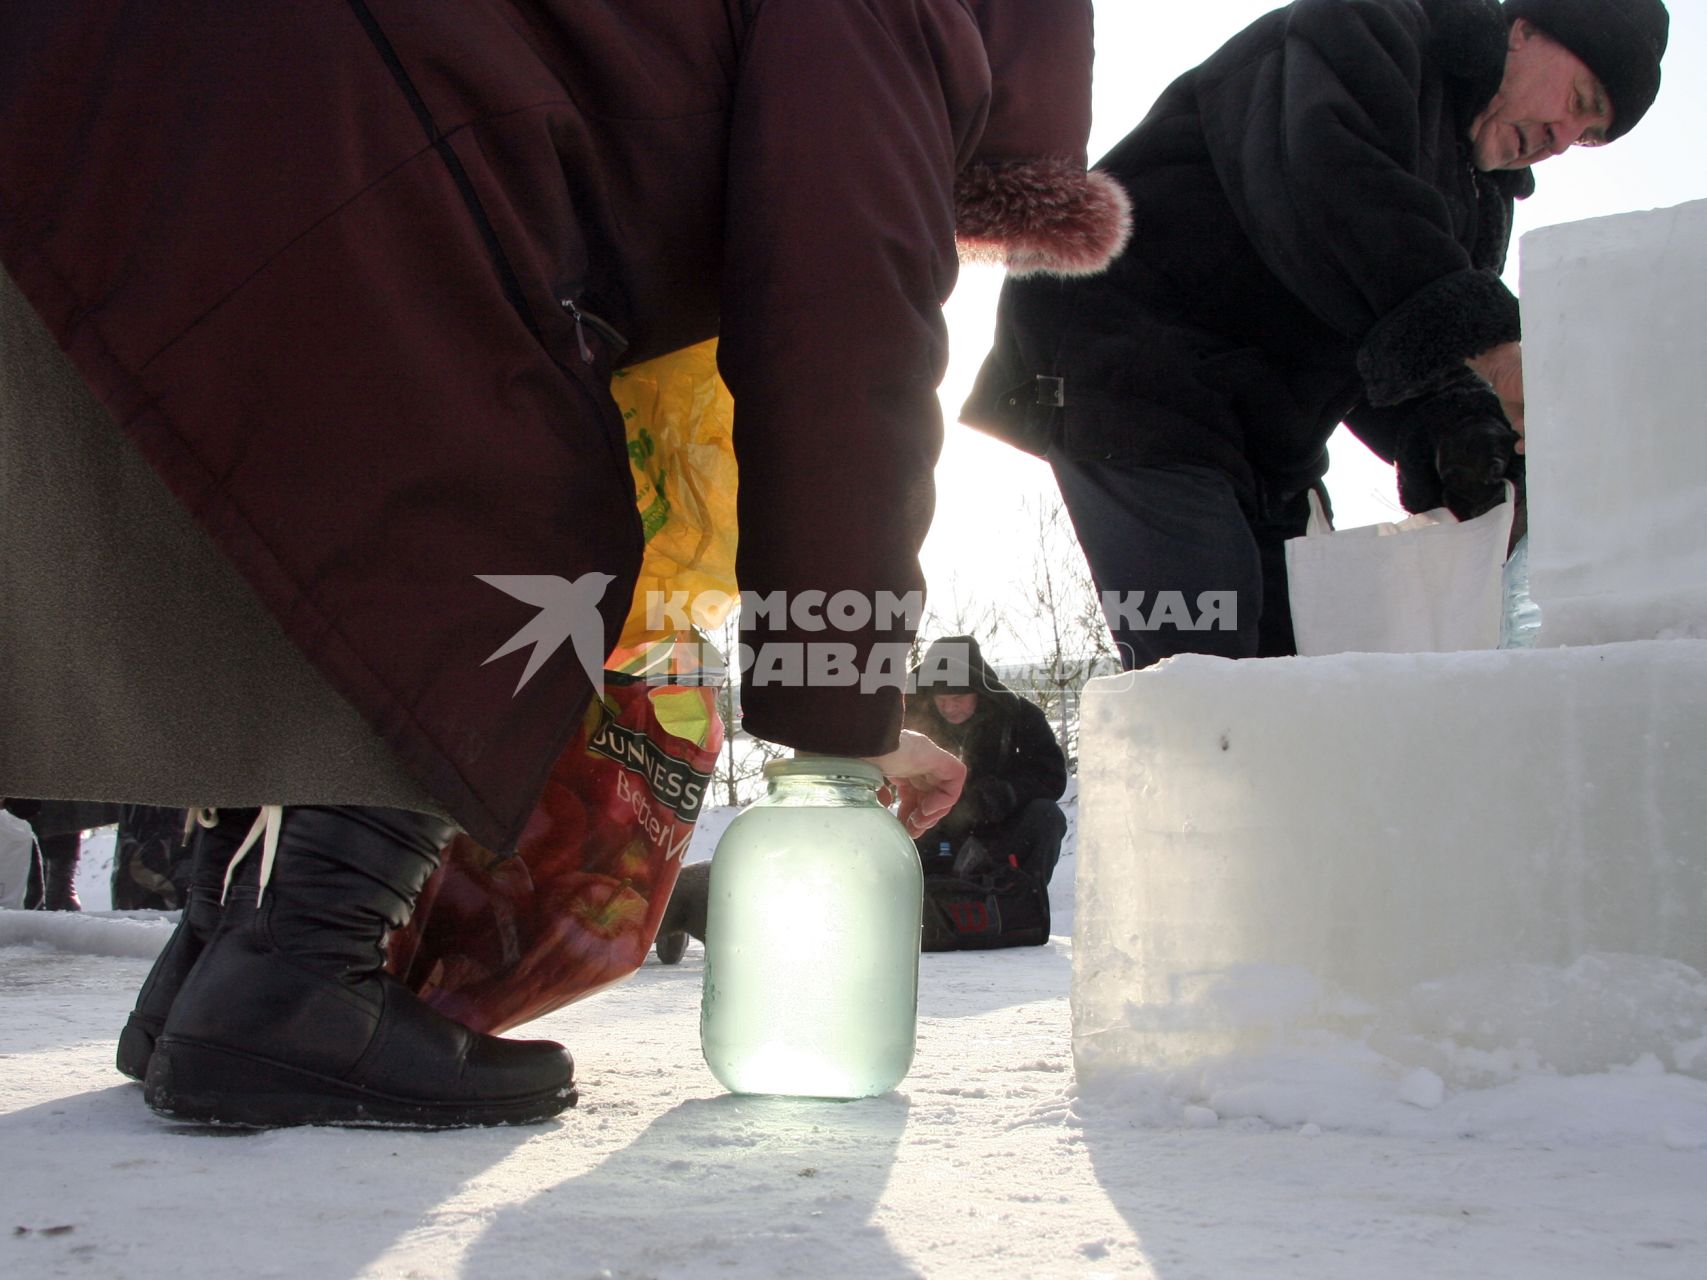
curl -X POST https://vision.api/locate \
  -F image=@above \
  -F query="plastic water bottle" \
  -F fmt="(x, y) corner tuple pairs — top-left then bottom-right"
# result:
(700, 756), (923, 1098)
(1500, 533), (1543, 648)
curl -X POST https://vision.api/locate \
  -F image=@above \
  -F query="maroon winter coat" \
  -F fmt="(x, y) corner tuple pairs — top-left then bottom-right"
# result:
(0, 1), (1127, 849)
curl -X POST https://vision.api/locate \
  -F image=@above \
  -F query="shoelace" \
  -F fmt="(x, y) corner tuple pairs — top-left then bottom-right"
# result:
(181, 806), (219, 845)
(218, 804), (284, 905)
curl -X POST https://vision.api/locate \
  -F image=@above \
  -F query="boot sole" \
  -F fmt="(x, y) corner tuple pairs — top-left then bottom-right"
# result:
(144, 1039), (577, 1129)
(116, 1016), (161, 1083)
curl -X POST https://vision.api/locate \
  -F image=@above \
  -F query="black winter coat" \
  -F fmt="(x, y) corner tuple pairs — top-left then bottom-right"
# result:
(963, 0), (1529, 510)
(906, 690), (1067, 836)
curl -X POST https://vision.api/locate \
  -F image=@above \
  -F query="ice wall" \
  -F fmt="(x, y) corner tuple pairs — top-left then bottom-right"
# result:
(1522, 199), (1707, 646)
(1071, 202), (1707, 1094)
(1072, 645), (1707, 1082)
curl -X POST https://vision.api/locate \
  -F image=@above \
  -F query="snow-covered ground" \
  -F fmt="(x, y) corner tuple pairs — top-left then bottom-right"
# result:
(3, 802), (1705, 1279)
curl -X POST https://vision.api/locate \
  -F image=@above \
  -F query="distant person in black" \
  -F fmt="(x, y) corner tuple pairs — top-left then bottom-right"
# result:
(1, 798), (123, 911)
(905, 636), (1068, 886)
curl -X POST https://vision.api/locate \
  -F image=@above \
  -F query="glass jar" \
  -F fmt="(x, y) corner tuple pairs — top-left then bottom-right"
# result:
(699, 756), (923, 1098)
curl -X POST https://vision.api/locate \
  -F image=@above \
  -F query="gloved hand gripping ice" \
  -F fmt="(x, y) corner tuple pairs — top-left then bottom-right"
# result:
(1395, 374), (1521, 521)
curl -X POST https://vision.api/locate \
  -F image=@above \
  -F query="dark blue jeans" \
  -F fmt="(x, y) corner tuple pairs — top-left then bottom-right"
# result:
(1049, 457), (1317, 669)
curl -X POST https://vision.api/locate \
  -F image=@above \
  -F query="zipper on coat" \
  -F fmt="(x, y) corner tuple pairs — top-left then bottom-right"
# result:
(558, 294), (629, 365)
(345, 0), (543, 343)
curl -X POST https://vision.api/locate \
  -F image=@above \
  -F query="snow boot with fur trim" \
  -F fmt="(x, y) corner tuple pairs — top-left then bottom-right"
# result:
(117, 807), (258, 1081)
(143, 805), (576, 1128)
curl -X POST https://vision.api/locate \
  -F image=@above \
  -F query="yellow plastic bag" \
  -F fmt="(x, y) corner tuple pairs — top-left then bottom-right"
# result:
(608, 340), (739, 646)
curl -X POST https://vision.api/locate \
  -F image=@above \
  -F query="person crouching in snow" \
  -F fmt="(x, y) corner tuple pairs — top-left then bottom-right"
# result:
(0, 1), (1131, 1128)
(906, 637), (1069, 887)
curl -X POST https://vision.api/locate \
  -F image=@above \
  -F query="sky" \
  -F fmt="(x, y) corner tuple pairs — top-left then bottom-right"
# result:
(921, 0), (1707, 644)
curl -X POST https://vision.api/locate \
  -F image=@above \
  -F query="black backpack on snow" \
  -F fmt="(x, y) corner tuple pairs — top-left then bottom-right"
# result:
(920, 849), (1050, 952)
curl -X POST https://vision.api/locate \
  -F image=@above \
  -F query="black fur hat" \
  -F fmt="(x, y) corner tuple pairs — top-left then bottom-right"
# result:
(1503, 0), (1669, 140)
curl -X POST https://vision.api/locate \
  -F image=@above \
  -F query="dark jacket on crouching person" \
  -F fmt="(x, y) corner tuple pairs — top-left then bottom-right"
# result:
(905, 637), (1068, 884)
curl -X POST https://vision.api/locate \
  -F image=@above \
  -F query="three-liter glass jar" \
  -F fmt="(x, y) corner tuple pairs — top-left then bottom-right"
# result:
(699, 756), (924, 1098)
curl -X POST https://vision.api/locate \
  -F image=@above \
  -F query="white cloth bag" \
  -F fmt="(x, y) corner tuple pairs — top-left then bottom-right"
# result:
(1285, 484), (1516, 656)
(0, 809), (38, 909)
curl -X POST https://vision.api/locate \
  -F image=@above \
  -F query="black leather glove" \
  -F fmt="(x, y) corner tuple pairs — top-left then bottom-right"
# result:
(1394, 375), (1520, 521)
(1435, 417), (1519, 520)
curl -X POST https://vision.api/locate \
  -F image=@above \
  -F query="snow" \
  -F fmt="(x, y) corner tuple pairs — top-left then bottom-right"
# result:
(4, 795), (1706, 1279)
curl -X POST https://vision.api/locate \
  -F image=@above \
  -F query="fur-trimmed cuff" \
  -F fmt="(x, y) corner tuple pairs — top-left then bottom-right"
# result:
(955, 159), (1132, 278)
(1357, 269), (1521, 406)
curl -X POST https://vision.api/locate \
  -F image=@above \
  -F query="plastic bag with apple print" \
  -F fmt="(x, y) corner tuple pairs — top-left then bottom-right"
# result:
(387, 340), (738, 1033)
(387, 635), (724, 1033)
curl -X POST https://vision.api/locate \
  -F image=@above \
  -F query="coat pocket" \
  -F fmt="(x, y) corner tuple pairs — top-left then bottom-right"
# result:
(960, 356), (1062, 457)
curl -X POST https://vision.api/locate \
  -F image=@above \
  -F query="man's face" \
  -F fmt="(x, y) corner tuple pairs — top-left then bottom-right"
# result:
(1470, 19), (1615, 171)
(933, 692), (979, 725)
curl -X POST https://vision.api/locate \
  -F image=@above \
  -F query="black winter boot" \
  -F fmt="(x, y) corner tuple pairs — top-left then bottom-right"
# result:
(143, 806), (575, 1128)
(39, 832), (82, 911)
(116, 808), (258, 1081)
(654, 860), (710, 965)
